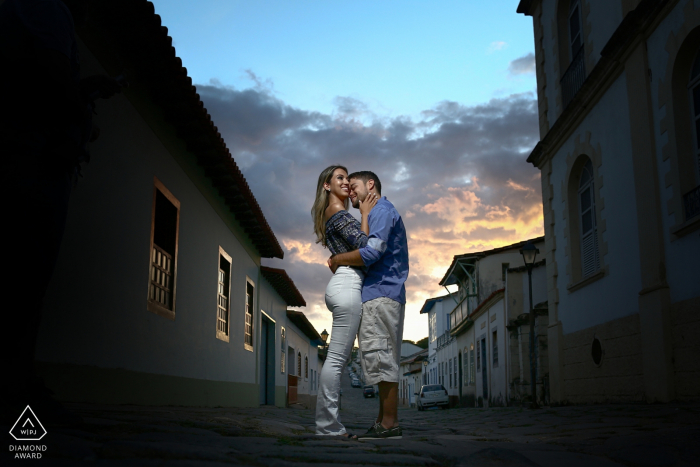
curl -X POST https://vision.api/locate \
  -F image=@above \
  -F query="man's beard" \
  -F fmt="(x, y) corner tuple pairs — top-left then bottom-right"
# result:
(351, 198), (360, 209)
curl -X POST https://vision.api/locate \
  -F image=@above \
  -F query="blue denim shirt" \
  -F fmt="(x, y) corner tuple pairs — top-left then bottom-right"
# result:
(359, 197), (409, 304)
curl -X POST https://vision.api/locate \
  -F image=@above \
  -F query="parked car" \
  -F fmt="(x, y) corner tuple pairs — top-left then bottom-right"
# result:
(363, 385), (375, 398)
(416, 384), (449, 411)
(351, 378), (361, 388)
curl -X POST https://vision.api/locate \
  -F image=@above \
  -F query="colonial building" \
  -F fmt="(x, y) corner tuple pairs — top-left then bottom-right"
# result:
(437, 238), (547, 407)
(420, 293), (460, 406)
(33, 0), (313, 408)
(518, 0), (700, 403)
(399, 348), (428, 408)
(284, 309), (323, 408)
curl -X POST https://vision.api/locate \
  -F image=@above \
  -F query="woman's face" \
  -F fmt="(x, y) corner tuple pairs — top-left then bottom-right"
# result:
(325, 168), (349, 200)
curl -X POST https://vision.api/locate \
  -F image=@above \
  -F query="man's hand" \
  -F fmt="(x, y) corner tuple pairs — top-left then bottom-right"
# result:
(327, 255), (338, 274)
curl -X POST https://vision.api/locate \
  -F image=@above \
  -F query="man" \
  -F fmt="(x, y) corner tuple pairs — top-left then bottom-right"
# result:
(328, 171), (409, 440)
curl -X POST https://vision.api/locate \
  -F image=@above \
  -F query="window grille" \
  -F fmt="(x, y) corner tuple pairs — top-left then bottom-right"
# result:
(305, 355), (308, 379)
(245, 281), (254, 349)
(297, 352), (301, 377)
(150, 244), (172, 308)
(217, 251), (231, 340)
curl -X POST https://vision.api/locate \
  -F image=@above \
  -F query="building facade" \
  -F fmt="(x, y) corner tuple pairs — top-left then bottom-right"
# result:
(437, 238), (547, 407)
(518, 0), (700, 403)
(33, 0), (314, 408)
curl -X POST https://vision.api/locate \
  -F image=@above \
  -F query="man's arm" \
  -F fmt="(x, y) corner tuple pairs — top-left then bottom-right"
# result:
(328, 250), (364, 273)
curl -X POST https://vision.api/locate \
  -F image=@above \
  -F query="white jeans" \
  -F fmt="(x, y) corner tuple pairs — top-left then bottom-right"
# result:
(315, 266), (364, 435)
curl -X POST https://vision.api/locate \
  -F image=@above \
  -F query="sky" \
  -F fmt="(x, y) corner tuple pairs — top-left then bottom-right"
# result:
(150, 0), (543, 342)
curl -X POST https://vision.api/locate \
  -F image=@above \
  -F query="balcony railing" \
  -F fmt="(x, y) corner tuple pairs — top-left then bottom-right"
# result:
(436, 331), (452, 349)
(449, 294), (478, 330)
(561, 45), (586, 109)
(684, 185), (700, 221)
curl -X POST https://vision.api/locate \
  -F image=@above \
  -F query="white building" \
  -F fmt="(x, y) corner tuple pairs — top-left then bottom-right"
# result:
(399, 348), (428, 408)
(518, 0), (700, 403)
(437, 238), (547, 407)
(419, 294), (460, 406)
(33, 1), (313, 408)
(284, 309), (322, 408)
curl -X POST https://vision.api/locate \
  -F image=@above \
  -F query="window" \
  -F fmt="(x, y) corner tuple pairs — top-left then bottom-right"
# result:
(297, 351), (301, 377)
(463, 349), (469, 385)
(579, 159), (600, 277)
(216, 248), (231, 342)
(449, 359), (452, 387)
(558, 0), (586, 108)
(501, 263), (509, 282)
(244, 278), (254, 351)
(305, 355), (309, 380)
(470, 344), (475, 384)
(281, 327), (286, 373)
(454, 357), (457, 387)
(147, 177), (180, 320)
(476, 340), (481, 371)
(568, 0), (582, 57)
(686, 49), (700, 221)
(492, 330), (499, 368)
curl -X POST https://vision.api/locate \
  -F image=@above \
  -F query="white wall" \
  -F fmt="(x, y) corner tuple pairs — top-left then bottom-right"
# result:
(37, 39), (263, 385)
(550, 75), (643, 334)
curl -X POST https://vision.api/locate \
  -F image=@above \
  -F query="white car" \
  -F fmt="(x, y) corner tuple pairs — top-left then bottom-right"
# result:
(416, 384), (449, 411)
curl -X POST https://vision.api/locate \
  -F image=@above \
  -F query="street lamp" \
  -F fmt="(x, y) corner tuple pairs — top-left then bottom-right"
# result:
(520, 241), (539, 409)
(321, 329), (329, 349)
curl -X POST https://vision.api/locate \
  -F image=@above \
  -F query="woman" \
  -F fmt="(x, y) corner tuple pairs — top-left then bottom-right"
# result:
(312, 164), (376, 438)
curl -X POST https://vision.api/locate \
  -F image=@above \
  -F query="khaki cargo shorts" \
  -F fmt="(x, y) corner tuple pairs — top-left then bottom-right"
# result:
(358, 297), (405, 385)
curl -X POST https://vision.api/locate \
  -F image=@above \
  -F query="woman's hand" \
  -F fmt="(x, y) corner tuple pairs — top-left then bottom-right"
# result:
(359, 192), (378, 216)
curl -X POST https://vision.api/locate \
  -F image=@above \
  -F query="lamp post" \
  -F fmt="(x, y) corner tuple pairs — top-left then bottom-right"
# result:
(520, 241), (539, 409)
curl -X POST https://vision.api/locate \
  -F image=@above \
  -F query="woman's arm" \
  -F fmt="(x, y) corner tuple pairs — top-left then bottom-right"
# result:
(359, 193), (378, 235)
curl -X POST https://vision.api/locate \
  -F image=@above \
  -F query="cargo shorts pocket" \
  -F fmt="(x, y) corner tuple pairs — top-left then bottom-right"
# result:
(361, 337), (388, 375)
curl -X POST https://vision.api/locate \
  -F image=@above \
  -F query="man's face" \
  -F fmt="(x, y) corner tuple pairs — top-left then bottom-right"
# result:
(348, 178), (369, 209)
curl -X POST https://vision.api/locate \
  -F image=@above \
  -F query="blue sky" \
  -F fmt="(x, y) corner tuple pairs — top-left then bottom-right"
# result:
(148, 0), (542, 341)
(151, 1), (536, 119)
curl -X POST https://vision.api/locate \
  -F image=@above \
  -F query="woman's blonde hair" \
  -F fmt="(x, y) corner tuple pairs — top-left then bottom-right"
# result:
(312, 165), (349, 247)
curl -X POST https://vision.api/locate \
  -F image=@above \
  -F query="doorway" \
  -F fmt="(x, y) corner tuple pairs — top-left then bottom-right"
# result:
(259, 314), (275, 405)
(481, 337), (488, 402)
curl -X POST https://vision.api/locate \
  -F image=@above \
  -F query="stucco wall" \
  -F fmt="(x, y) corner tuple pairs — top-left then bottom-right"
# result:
(35, 37), (268, 403)
(560, 313), (644, 403)
(646, 0), (700, 304)
(550, 75), (642, 335)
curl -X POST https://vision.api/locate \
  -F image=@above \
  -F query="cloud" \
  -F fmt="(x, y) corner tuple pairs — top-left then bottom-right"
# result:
(487, 41), (508, 54)
(197, 78), (543, 341)
(508, 52), (536, 76)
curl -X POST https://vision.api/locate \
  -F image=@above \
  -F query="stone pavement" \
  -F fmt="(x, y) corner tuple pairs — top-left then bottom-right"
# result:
(3, 371), (699, 466)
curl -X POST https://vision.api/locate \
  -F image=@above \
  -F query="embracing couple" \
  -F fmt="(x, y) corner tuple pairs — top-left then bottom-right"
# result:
(311, 166), (409, 440)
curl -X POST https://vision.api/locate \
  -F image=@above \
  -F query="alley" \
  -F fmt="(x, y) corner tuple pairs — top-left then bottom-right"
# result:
(4, 370), (699, 466)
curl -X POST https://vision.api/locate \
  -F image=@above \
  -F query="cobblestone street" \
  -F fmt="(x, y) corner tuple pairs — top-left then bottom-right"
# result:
(4, 371), (699, 466)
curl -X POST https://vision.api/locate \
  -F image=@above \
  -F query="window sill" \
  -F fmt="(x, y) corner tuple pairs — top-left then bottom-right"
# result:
(670, 214), (700, 239)
(567, 269), (605, 293)
(244, 343), (254, 352)
(216, 331), (230, 343)
(147, 301), (175, 320)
